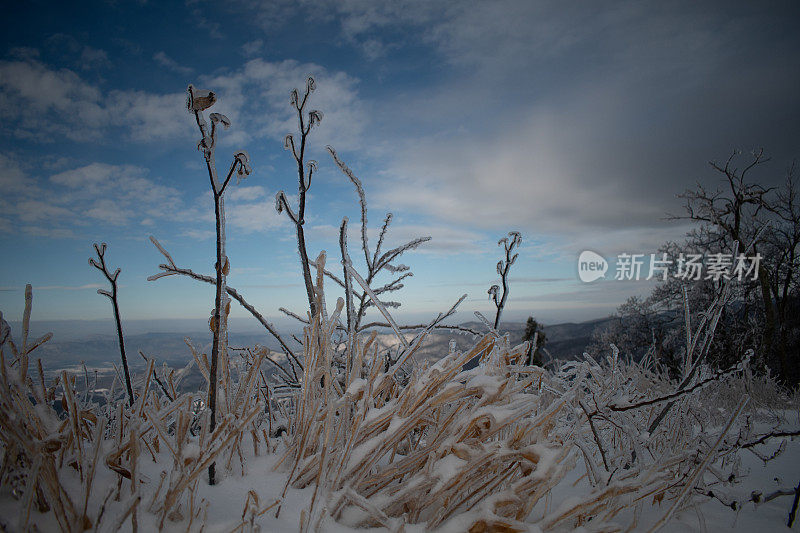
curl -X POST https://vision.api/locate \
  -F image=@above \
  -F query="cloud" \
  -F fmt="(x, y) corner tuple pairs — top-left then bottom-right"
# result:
(0, 59), (190, 143)
(228, 0), (798, 258)
(49, 163), (185, 226)
(105, 89), (191, 142)
(0, 55), (367, 152)
(14, 200), (74, 224)
(0, 153), (37, 194)
(85, 199), (134, 226)
(226, 197), (286, 234)
(198, 58), (369, 152)
(181, 228), (215, 240)
(79, 46), (110, 70)
(1, 161), (187, 238)
(172, 185), (289, 239)
(307, 221), (488, 257)
(153, 51), (193, 75)
(7, 46), (40, 61)
(189, 5), (223, 39)
(334, 0), (800, 256)
(241, 39), (264, 57)
(234, 0), (438, 58)
(20, 225), (77, 239)
(374, 223), (488, 255)
(2, 159), (288, 240)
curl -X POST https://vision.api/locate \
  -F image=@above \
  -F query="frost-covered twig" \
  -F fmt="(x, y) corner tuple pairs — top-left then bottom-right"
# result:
(327, 146), (431, 333)
(788, 479), (800, 527)
(187, 83), (252, 485)
(579, 401), (610, 472)
(275, 77), (322, 317)
(0, 286), (53, 364)
(597, 355), (749, 415)
(89, 242), (134, 407)
(739, 429), (800, 449)
(138, 351), (173, 402)
(359, 322), (481, 336)
(648, 396), (748, 532)
(489, 231), (522, 329)
(148, 236), (302, 383)
(346, 263), (409, 351)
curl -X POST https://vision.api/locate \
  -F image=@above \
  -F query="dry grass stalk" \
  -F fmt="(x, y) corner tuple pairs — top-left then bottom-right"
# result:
(0, 269), (790, 532)
(0, 286), (273, 532)
(276, 259), (581, 531)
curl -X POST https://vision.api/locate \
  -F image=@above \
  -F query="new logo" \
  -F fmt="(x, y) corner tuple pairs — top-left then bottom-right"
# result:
(578, 250), (607, 282)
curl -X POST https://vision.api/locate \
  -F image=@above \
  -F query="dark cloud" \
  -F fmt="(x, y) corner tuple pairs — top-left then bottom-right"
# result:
(353, 0), (800, 254)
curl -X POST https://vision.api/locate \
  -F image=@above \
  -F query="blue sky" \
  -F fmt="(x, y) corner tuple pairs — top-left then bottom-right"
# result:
(1, 0), (799, 328)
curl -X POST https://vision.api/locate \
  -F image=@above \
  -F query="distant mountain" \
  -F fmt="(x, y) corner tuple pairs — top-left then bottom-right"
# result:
(12, 316), (615, 386)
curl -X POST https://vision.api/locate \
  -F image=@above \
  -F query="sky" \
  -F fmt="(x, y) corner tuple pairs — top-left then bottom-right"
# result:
(1, 0), (799, 330)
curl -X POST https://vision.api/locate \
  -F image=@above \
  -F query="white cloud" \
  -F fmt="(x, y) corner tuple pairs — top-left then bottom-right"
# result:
(307, 220), (488, 259)
(374, 223), (488, 255)
(79, 46), (110, 70)
(50, 162), (128, 187)
(0, 55), (365, 151)
(0, 159), (292, 240)
(21, 225), (77, 239)
(226, 196), (286, 234)
(106, 89), (191, 142)
(0, 59), (190, 143)
(227, 185), (267, 202)
(1, 161), (189, 238)
(241, 39), (264, 57)
(153, 51), (193, 75)
(181, 228), (215, 240)
(14, 200), (74, 224)
(85, 199), (133, 226)
(199, 58), (368, 152)
(0, 153), (37, 194)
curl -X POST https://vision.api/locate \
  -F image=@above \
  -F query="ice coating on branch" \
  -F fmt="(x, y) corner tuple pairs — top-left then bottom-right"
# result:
(186, 85), (216, 112)
(219, 195), (227, 259)
(233, 150), (251, 180)
(308, 109), (323, 127)
(327, 146), (369, 263)
(488, 285), (499, 304)
(209, 113), (231, 129)
(383, 263), (410, 273)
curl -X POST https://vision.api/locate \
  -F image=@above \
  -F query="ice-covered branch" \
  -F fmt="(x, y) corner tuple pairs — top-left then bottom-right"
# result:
(275, 78), (321, 317)
(327, 146), (370, 269)
(490, 231), (522, 329)
(89, 242), (134, 407)
(147, 237), (302, 379)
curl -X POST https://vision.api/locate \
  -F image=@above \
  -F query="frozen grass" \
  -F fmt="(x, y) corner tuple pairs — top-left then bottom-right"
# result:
(1, 265), (799, 532)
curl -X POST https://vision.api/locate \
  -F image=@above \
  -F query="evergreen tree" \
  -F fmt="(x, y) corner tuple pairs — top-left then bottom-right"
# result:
(523, 316), (546, 366)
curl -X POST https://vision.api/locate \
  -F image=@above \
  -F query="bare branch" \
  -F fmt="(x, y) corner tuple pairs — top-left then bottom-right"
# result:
(275, 191), (299, 225)
(328, 146), (370, 269)
(147, 244), (302, 376)
(346, 263), (410, 350)
(374, 237), (431, 273)
(89, 242), (134, 407)
(491, 231), (522, 329)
